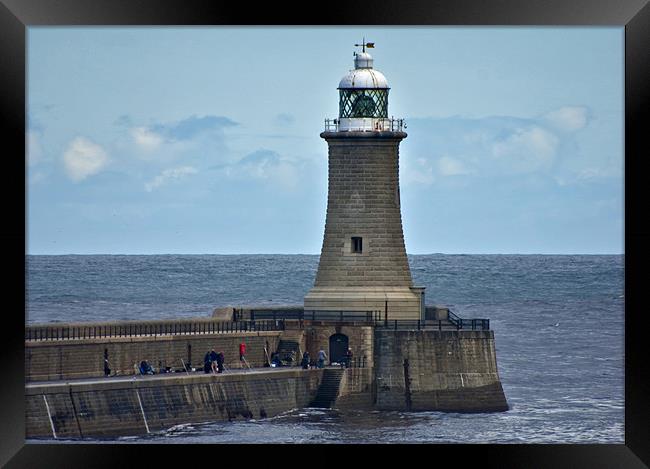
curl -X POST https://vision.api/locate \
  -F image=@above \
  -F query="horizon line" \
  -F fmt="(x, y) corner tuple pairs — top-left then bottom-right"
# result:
(25, 252), (624, 256)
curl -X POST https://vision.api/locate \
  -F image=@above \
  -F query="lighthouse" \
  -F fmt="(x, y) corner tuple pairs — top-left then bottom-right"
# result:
(305, 42), (425, 320)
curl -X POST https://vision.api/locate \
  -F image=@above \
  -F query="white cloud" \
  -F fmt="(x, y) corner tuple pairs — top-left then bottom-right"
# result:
(270, 161), (300, 189)
(145, 166), (198, 192)
(63, 137), (110, 181)
(555, 166), (619, 186)
(407, 110), (611, 185)
(27, 131), (43, 167)
(492, 126), (559, 173)
(275, 113), (295, 126)
(29, 171), (47, 184)
(131, 126), (163, 151)
(576, 168), (606, 181)
(239, 158), (275, 179)
(403, 157), (435, 185)
(223, 150), (304, 190)
(437, 156), (471, 176)
(542, 106), (589, 132)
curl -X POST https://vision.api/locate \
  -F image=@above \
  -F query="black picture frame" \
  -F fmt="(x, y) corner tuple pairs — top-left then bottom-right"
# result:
(2, 0), (648, 467)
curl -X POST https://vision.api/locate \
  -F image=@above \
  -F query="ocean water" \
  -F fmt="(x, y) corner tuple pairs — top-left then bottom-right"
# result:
(25, 254), (625, 444)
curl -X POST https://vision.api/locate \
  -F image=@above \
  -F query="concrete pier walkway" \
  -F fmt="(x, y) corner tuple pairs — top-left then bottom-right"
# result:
(27, 366), (311, 389)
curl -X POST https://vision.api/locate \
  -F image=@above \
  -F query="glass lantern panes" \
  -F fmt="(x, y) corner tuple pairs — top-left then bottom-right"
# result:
(339, 89), (389, 118)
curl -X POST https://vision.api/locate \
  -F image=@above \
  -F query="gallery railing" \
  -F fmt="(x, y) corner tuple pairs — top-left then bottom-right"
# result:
(323, 117), (406, 132)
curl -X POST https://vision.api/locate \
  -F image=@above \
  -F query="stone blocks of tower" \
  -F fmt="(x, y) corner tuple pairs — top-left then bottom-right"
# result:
(304, 131), (423, 319)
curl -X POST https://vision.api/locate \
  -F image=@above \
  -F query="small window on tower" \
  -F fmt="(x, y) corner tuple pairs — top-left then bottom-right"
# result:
(352, 237), (363, 253)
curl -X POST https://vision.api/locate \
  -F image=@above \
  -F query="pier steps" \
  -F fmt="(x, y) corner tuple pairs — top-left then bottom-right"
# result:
(310, 368), (345, 408)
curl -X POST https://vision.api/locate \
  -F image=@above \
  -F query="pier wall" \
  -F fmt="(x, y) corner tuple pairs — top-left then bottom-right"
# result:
(26, 332), (283, 381)
(26, 368), (323, 439)
(373, 330), (508, 412)
(24, 325), (508, 439)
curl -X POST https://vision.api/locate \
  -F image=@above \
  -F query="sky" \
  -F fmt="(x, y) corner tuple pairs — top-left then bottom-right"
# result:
(26, 27), (624, 255)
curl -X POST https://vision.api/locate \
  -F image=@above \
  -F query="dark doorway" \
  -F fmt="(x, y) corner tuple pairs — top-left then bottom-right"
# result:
(329, 333), (349, 364)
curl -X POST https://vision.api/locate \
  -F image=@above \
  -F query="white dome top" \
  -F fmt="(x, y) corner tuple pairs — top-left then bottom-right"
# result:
(338, 69), (389, 90)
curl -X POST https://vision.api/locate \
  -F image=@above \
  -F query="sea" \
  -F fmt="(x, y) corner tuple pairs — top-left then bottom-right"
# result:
(25, 254), (624, 444)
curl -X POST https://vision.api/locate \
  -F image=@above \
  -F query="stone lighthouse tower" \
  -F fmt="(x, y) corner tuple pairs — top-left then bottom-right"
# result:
(304, 42), (425, 320)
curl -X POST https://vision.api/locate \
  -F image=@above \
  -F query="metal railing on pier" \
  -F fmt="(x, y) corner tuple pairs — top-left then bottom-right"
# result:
(236, 308), (490, 331)
(448, 311), (490, 331)
(374, 318), (489, 331)
(239, 310), (490, 331)
(235, 309), (382, 323)
(25, 309), (490, 342)
(346, 355), (367, 368)
(25, 318), (285, 342)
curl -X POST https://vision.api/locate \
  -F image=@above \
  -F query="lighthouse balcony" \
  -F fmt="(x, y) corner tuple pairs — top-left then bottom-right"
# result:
(324, 117), (405, 133)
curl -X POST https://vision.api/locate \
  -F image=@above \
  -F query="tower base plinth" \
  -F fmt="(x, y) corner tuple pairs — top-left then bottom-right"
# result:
(304, 286), (422, 320)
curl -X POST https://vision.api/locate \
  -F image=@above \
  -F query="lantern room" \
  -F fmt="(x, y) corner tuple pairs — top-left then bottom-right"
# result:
(326, 41), (403, 133)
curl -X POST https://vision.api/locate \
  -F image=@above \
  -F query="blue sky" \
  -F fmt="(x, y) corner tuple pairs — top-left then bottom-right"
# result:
(27, 27), (623, 254)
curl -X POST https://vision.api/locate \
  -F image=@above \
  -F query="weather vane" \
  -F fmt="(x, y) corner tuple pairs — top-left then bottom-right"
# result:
(354, 38), (375, 54)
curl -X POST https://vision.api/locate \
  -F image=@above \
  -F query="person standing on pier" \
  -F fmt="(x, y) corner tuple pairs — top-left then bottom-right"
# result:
(239, 341), (247, 368)
(345, 348), (353, 368)
(209, 348), (219, 373)
(301, 351), (310, 369)
(317, 348), (328, 369)
(216, 351), (225, 373)
(203, 351), (212, 374)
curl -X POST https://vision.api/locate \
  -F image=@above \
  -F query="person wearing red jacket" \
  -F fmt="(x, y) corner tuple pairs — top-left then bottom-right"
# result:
(239, 342), (247, 368)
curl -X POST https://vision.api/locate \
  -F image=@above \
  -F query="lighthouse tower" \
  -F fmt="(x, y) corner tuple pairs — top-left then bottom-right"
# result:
(304, 42), (425, 320)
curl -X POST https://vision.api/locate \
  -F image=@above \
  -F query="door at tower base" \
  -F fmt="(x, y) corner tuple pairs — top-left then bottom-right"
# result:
(304, 286), (423, 320)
